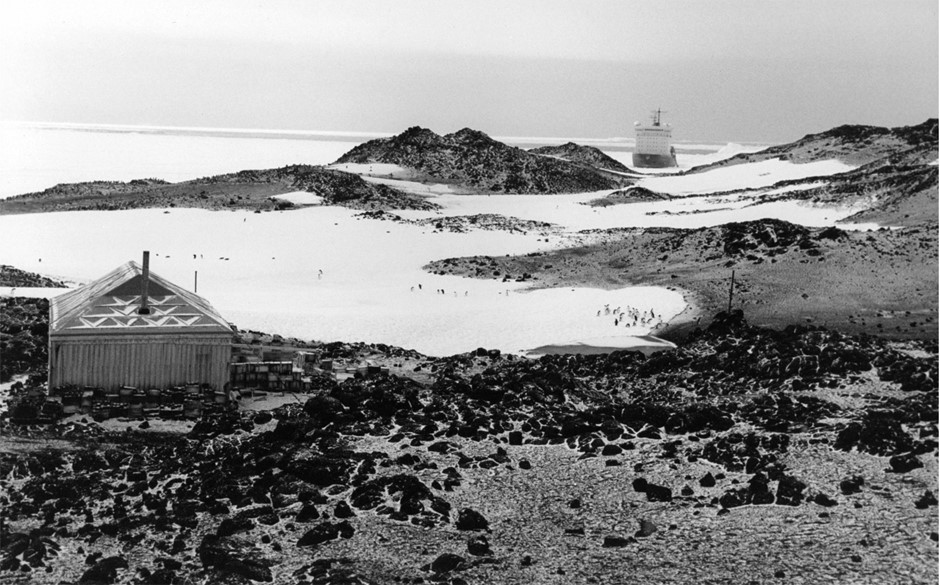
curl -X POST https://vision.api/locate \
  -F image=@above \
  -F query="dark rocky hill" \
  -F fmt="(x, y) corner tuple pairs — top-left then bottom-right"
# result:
(0, 266), (68, 288)
(0, 165), (437, 215)
(688, 119), (938, 172)
(335, 127), (622, 193)
(584, 186), (676, 207)
(528, 142), (634, 174)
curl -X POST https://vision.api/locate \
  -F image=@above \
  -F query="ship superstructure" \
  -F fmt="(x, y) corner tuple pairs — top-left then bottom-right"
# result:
(633, 109), (677, 168)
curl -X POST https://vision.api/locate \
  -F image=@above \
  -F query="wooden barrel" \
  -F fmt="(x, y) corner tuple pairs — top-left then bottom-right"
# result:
(128, 403), (144, 418)
(80, 398), (93, 413)
(119, 387), (134, 400)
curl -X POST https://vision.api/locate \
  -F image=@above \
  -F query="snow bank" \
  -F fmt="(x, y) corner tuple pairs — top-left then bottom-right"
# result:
(272, 192), (325, 205)
(637, 159), (855, 195)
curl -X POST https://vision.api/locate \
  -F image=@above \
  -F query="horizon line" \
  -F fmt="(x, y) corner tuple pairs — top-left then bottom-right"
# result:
(0, 119), (773, 148)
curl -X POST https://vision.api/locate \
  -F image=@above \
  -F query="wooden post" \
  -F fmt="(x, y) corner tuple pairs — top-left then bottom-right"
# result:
(727, 270), (735, 312)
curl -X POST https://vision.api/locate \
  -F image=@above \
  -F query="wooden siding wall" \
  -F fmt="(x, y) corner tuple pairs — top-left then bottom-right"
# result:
(49, 334), (231, 390)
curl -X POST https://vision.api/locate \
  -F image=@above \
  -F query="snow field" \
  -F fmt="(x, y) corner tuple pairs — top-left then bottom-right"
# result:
(0, 207), (686, 356)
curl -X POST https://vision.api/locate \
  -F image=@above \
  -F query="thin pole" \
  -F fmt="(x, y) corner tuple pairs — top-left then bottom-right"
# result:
(194, 270), (198, 293)
(727, 270), (735, 312)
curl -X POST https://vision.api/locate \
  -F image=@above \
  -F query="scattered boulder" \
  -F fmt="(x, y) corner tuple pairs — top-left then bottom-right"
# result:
(839, 476), (865, 495)
(699, 472), (717, 488)
(297, 521), (354, 547)
(914, 491), (938, 509)
(645, 484), (672, 502)
(79, 556), (129, 584)
(428, 553), (466, 574)
(455, 508), (489, 531)
(635, 519), (657, 538)
(602, 536), (635, 548)
(467, 535), (492, 556)
(775, 475), (807, 506)
(888, 453), (923, 473)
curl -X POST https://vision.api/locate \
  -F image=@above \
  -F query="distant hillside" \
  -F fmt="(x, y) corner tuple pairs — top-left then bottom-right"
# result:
(0, 165), (437, 215)
(335, 127), (622, 193)
(737, 148), (939, 227)
(528, 142), (634, 174)
(0, 266), (68, 288)
(689, 119), (938, 172)
(427, 218), (938, 340)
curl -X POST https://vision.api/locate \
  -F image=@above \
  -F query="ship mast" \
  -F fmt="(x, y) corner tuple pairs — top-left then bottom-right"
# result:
(651, 108), (666, 127)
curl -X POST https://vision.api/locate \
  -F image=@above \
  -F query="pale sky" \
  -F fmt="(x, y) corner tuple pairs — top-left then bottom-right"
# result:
(0, 0), (936, 142)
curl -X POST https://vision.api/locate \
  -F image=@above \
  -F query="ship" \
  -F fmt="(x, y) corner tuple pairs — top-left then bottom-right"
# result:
(632, 108), (677, 168)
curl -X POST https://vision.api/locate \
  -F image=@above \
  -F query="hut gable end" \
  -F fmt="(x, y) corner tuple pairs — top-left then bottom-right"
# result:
(48, 259), (233, 391)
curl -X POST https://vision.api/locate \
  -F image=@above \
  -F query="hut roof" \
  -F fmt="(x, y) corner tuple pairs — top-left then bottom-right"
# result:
(50, 261), (232, 336)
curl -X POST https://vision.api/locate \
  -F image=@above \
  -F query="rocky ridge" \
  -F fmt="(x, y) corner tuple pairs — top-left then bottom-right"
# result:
(0, 165), (437, 215)
(0, 266), (68, 288)
(687, 118), (937, 171)
(527, 142), (634, 174)
(355, 210), (559, 236)
(334, 127), (623, 194)
(583, 186), (676, 207)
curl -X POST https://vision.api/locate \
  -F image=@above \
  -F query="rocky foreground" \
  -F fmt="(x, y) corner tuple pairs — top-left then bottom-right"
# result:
(1, 309), (937, 584)
(0, 166), (437, 216)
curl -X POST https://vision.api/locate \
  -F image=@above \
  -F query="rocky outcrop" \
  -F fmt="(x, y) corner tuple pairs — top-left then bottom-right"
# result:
(584, 186), (675, 207)
(0, 266), (68, 288)
(335, 126), (622, 193)
(528, 142), (634, 173)
(688, 118), (938, 170)
(0, 165), (437, 215)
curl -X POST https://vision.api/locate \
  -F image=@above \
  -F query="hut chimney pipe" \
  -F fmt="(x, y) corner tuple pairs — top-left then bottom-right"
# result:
(139, 250), (151, 315)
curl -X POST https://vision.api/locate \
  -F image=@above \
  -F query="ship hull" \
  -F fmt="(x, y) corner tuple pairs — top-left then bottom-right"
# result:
(632, 153), (677, 168)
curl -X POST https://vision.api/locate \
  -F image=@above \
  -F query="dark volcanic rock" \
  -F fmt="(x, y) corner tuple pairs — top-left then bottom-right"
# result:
(915, 491), (938, 509)
(455, 508), (490, 531)
(79, 556), (128, 584)
(813, 493), (839, 507)
(198, 536), (273, 582)
(840, 476), (865, 495)
(888, 453), (924, 473)
(467, 535), (492, 556)
(775, 475), (807, 506)
(429, 553), (466, 574)
(835, 412), (916, 456)
(635, 519), (658, 538)
(602, 536), (635, 548)
(297, 521), (354, 547)
(645, 484), (673, 502)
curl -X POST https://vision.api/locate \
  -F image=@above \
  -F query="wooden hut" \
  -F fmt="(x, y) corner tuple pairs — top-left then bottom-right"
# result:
(48, 252), (233, 391)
